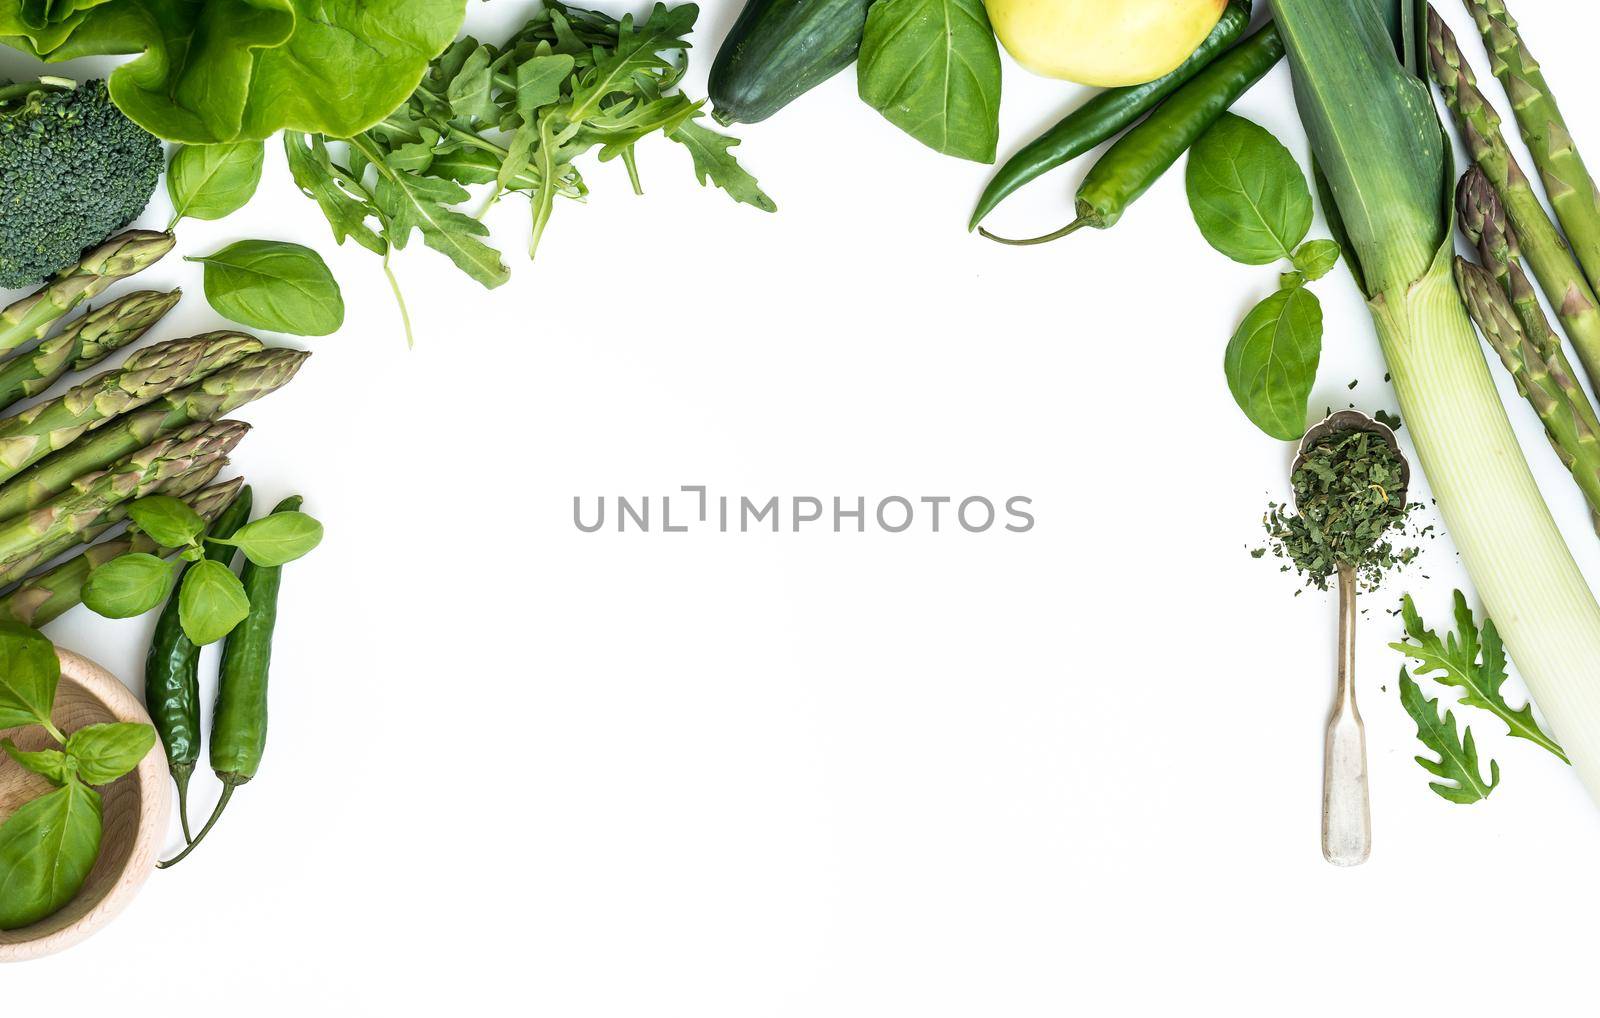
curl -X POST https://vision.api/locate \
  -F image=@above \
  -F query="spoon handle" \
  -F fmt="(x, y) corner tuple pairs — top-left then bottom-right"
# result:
(1322, 563), (1372, 866)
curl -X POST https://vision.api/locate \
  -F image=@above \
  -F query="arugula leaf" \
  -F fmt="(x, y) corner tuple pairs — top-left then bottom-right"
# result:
(287, 0), (771, 335)
(1398, 668), (1500, 804)
(1390, 592), (1567, 762)
(669, 119), (778, 212)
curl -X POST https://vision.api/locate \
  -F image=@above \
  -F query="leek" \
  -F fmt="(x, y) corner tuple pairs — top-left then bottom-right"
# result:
(1268, 0), (1600, 802)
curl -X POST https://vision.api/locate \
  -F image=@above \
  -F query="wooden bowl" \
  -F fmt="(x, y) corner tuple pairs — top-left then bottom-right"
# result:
(0, 648), (169, 962)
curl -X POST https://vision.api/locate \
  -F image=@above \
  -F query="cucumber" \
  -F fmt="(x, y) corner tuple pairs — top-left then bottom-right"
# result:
(708, 0), (874, 125)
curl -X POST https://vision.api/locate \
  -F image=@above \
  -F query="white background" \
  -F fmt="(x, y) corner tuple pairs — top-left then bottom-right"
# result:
(4, 0), (1600, 1011)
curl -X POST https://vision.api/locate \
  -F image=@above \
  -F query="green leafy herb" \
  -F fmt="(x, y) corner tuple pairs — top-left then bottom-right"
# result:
(209, 511), (324, 566)
(1187, 114), (1341, 441)
(0, 621), (60, 735)
(0, 779), (102, 930)
(166, 142), (265, 227)
(127, 495), (208, 550)
(1292, 239), (1342, 281)
(188, 240), (344, 337)
(64, 723), (157, 785)
(1391, 591), (1566, 761)
(1, 740), (70, 784)
(83, 553), (177, 619)
(1260, 427), (1419, 590)
(285, 1), (772, 343)
(857, 0), (1002, 163)
(0, 0), (469, 143)
(1224, 284), (1323, 441)
(1398, 668), (1499, 804)
(1186, 113), (1313, 264)
(178, 560), (251, 646)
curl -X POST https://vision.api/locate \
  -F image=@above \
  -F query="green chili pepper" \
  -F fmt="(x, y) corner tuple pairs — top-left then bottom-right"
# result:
(144, 485), (253, 842)
(969, 0), (1254, 232)
(160, 495), (299, 869)
(982, 24), (1286, 246)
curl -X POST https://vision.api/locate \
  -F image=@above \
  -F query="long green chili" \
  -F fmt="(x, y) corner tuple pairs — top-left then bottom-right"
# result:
(969, 0), (1254, 231)
(983, 24), (1286, 246)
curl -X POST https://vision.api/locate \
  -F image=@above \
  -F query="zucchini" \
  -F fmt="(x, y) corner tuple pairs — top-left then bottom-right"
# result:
(709, 0), (874, 125)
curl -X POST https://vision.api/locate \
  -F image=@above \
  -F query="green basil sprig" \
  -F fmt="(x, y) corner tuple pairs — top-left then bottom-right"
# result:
(1186, 113), (1344, 442)
(0, 624), (156, 930)
(188, 240), (344, 337)
(82, 495), (323, 644)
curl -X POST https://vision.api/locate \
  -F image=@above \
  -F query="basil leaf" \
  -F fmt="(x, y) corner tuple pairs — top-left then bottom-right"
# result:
(1292, 239), (1343, 282)
(178, 559), (251, 646)
(1, 740), (70, 785)
(64, 723), (158, 785)
(1186, 113), (1314, 265)
(0, 779), (102, 931)
(167, 142), (265, 224)
(0, 622), (60, 731)
(858, 0), (1001, 163)
(127, 495), (207, 549)
(188, 240), (345, 336)
(1224, 285), (1324, 441)
(83, 554), (177, 619)
(211, 511), (323, 566)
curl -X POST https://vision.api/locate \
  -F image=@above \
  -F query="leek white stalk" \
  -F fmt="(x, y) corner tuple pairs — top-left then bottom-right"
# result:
(1270, 0), (1600, 802)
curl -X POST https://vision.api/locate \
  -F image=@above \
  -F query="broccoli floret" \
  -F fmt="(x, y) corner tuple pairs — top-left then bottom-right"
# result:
(0, 78), (162, 289)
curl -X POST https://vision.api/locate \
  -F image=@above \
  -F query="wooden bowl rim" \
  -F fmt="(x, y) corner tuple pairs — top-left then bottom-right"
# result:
(0, 647), (169, 963)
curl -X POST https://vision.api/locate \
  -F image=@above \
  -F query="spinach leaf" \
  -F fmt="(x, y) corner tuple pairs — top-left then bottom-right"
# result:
(83, 553), (177, 619)
(65, 723), (158, 785)
(127, 495), (206, 550)
(178, 560), (251, 646)
(1186, 113), (1313, 265)
(858, 0), (1002, 163)
(0, 779), (102, 930)
(10, 0), (468, 143)
(0, 622), (59, 731)
(1224, 284), (1323, 441)
(189, 240), (344, 337)
(2, 741), (70, 785)
(210, 511), (323, 566)
(166, 142), (264, 226)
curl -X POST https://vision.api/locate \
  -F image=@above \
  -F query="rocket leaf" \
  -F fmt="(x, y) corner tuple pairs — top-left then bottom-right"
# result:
(1398, 668), (1500, 805)
(1390, 591), (1566, 762)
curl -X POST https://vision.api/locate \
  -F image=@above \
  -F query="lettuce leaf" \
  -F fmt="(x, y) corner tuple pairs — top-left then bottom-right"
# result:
(2, 0), (467, 143)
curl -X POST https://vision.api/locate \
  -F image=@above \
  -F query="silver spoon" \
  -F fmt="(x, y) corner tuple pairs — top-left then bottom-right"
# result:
(1292, 410), (1410, 867)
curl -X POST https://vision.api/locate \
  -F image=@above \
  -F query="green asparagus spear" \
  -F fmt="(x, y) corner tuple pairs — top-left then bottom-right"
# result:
(0, 478), (245, 628)
(0, 420), (247, 584)
(1456, 257), (1600, 518)
(1461, 0), (1600, 296)
(0, 348), (305, 523)
(0, 289), (182, 414)
(1456, 167), (1600, 439)
(1427, 11), (1600, 387)
(0, 232), (175, 355)
(0, 332), (260, 486)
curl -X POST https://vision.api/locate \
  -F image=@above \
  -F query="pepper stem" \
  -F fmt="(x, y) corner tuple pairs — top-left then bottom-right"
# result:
(978, 217), (1093, 246)
(158, 781), (235, 869)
